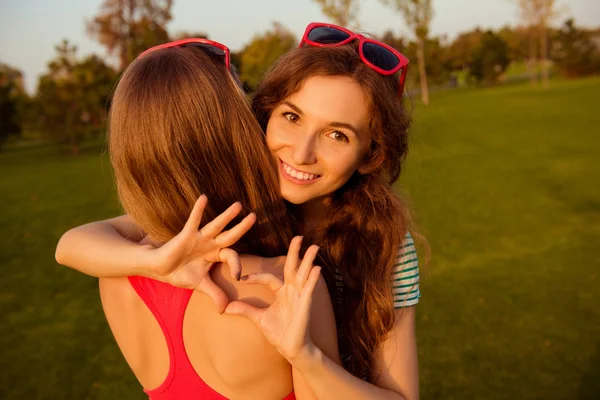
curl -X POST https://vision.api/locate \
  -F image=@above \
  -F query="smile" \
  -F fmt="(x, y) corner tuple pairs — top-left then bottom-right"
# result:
(279, 160), (321, 184)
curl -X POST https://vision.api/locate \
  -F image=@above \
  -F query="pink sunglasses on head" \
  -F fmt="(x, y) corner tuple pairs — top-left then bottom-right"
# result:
(138, 38), (231, 71)
(300, 22), (409, 94)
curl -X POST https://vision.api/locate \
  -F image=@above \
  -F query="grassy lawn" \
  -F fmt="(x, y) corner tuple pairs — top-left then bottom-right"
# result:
(1, 77), (599, 399)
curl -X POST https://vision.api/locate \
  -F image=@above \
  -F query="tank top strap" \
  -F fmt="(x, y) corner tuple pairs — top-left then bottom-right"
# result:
(127, 276), (193, 356)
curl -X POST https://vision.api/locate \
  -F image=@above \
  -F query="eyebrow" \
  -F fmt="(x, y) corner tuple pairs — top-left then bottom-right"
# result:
(281, 101), (360, 136)
(282, 101), (304, 116)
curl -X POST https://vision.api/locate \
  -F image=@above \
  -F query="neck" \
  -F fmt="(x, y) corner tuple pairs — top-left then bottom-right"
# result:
(298, 196), (331, 234)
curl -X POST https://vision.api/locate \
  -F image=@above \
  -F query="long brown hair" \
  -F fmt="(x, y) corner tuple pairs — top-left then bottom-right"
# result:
(253, 46), (418, 377)
(109, 46), (293, 256)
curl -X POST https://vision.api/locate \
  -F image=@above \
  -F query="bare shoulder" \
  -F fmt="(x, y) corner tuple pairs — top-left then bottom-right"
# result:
(99, 277), (138, 307)
(210, 255), (286, 307)
(98, 277), (145, 334)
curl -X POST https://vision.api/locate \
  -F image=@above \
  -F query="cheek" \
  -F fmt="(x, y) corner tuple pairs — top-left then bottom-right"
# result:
(322, 148), (363, 180)
(265, 119), (287, 151)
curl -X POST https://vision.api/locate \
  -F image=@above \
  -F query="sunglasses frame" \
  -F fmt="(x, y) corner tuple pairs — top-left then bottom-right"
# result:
(300, 22), (409, 93)
(138, 38), (231, 70)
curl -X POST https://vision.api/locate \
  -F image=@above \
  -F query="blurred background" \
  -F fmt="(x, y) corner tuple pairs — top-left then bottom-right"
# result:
(1, 0), (599, 398)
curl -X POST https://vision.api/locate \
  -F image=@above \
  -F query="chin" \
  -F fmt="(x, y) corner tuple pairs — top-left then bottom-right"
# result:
(282, 194), (309, 205)
(281, 189), (312, 205)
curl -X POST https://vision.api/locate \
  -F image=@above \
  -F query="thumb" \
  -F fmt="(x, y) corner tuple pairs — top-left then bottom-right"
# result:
(196, 278), (229, 314)
(224, 300), (264, 325)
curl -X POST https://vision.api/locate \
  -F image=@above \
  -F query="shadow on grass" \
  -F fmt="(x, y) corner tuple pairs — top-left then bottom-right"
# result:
(579, 343), (600, 399)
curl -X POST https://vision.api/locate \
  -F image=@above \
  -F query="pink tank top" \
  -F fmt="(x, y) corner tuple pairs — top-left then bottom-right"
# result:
(128, 276), (296, 400)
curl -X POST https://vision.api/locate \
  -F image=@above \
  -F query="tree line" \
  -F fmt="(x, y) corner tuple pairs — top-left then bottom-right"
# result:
(1, 0), (599, 153)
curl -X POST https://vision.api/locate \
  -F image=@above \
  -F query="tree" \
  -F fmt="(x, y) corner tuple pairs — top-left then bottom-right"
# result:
(446, 28), (485, 71)
(470, 30), (511, 83)
(313, 0), (360, 28)
(0, 64), (25, 150)
(380, 0), (433, 105)
(552, 19), (600, 77)
(498, 25), (530, 62)
(516, 0), (562, 88)
(382, 31), (450, 86)
(31, 40), (118, 154)
(87, 0), (173, 69)
(239, 23), (297, 91)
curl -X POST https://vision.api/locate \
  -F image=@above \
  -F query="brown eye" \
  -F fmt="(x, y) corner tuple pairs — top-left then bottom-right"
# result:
(329, 130), (349, 143)
(283, 112), (300, 124)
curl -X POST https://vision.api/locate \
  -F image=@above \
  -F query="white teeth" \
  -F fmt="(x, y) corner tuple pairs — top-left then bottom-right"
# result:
(282, 161), (319, 181)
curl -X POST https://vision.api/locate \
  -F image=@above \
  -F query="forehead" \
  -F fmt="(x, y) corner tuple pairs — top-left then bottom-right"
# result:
(285, 75), (370, 129)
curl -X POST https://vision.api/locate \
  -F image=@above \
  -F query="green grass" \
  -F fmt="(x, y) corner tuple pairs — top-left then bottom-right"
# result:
(1, 77), (599, 399)
(401, 77), (600, 399)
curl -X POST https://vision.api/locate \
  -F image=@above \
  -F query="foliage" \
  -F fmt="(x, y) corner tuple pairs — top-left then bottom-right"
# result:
(239, 23), (296, 91)
(446, 28), (485, 70)
(552, 19), (600, 77)
(470, 30), (511, 83)
(26, 40), (118, 154)
(498, 25), (529, 62)
(0, 64), (26, 149)
(87, 0), (173, 69)
(313, 0), (360, 28)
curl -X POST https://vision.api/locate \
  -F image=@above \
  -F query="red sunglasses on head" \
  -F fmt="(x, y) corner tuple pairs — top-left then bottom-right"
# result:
(138, 38), (231, 70)
(300, 22), (409, 94)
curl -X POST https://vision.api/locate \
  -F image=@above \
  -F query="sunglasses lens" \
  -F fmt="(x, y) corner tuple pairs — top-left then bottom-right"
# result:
(362, 42), (400, 72)
(307, 26), (351, 44)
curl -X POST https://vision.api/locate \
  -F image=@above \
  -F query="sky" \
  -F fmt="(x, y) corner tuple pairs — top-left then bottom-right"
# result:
(1, 0), (598, 93)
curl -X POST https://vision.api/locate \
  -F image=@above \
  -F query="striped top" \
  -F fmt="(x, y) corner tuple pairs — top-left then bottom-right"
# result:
(391, 232), (421, 307)
(334, 232), (420, 308)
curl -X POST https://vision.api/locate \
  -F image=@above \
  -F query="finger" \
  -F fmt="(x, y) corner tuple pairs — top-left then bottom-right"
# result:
(218, 248), (242, 281)
(215, 212), (256, 248)
(184, 195), (208, 232)
(239, 273), (284, 292)
(297, 267), (322, 324)
(195, 278), (229, 314)
(301, 266), (322, 301)
(295, 245), (320, 288)
(284, 236), (303, 283)
(202, 202), (243, 237)
(224, 300), (264, 325)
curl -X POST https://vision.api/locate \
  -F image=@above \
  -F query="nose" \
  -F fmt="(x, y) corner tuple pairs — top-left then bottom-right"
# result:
(291, 132), (317, 165)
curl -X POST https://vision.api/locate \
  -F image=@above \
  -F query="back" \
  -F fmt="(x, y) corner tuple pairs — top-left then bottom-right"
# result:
(99, 256), (295, 399)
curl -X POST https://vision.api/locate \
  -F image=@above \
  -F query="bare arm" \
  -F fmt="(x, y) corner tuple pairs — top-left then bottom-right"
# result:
(55, 196), (258, 313)
(291, 307), (418, 400)
(55, 215), (156, 278)
(292, 277), (342, 399)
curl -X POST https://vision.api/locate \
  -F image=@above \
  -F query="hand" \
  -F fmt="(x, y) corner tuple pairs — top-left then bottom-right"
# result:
(224, 236), (322, 363)
(146, 195), (256, 313)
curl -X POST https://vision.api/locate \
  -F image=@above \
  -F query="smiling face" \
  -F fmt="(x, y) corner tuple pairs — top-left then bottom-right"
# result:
(265, 75), (372, 206)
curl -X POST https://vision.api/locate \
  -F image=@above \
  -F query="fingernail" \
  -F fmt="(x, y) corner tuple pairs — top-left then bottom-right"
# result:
(236, 271), (241, 281)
